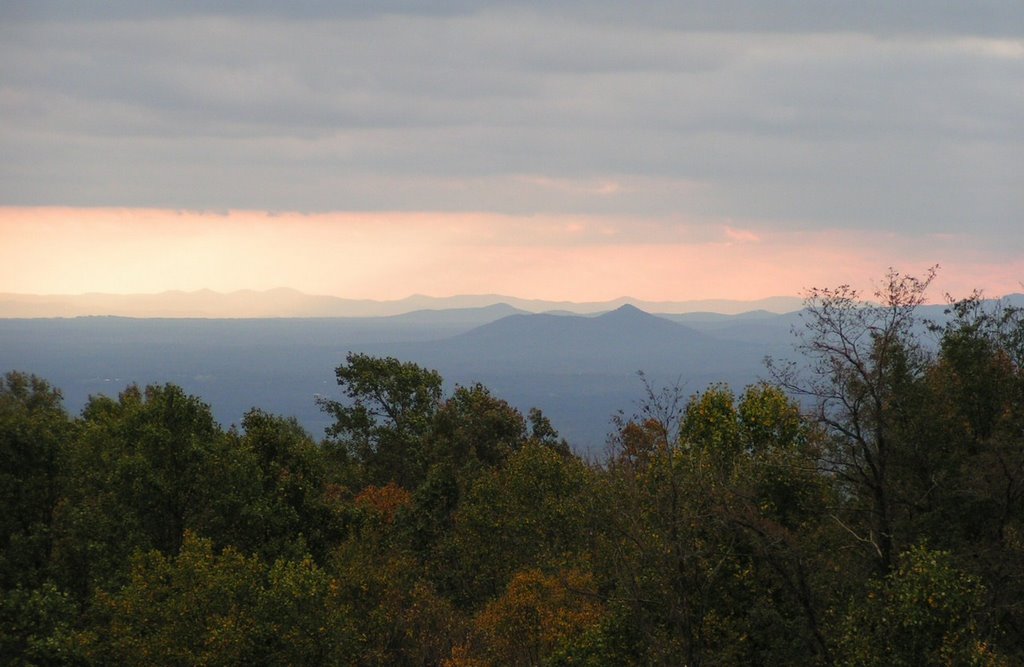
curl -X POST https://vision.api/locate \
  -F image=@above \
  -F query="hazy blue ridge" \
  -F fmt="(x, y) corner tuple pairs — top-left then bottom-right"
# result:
(9, 297), (1017, 450)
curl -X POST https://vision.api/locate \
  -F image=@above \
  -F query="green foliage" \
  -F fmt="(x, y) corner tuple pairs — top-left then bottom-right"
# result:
(528, 407), (570, 454)
(681, 383), (741, 460)
(431, 382), (528, 470)
(0, 582), (81, 666)
(837, 545), (1000, 666)
(77, 531), (358, 666)
(328, 539), (460, 665)
(319, 352), (444, 488)
(545, 601), (642, 667)
(599, 380), (835, 664)
(737, 382), (805, 455)
(918, 294), (1024, 657)
(450, 442), (600, 607)
(226, 409), (342, 561)
(0, 372), (71, 590)
(403, 462), (462, 574)
(52, 384), (237, 594)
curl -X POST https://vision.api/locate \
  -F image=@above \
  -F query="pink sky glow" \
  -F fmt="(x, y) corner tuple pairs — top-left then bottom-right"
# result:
(1, 208), (1020, 304)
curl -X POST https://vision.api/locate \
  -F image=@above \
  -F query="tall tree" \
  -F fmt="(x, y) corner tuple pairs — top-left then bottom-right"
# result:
(770, 267), (937, 573)
(319, 353), (443, 489)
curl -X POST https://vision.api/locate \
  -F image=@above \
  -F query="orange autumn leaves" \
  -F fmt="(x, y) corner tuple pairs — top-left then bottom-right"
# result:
(445, 569), (605, 667)
(356, 482), (413, 524)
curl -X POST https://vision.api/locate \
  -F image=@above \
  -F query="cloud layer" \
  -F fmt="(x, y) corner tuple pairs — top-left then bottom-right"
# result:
(1, 3), (1021, 299)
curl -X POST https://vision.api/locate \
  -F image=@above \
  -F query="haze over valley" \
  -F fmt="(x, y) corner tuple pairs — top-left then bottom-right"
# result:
(6, 289), (1019, 451)
(0, 296), (805, 451)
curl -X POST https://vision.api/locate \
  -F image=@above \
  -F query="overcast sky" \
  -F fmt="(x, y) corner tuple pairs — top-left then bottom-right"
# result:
(1, 2), (1021, 301)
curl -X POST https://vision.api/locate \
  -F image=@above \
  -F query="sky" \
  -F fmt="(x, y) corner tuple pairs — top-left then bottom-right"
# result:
(1, 2), (1022, 302)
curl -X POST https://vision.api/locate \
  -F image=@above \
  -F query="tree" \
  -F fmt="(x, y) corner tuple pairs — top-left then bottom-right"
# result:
(918, 293), (1024, 658)
(599, 379), (836, 665)
(318, 353), (443, 489)
(75, 531), (359, 666)
(225, 409), (341, 562)
(452, 568), (606, 666)
(837, 545), (1000, 666)
(449, 442), (600, 608)
(0, 581), (81, 666)
(52, 384), (235, 595)
(328, 533), (461, 665)
(0, 372), (71, 591)
(770, 267), (937, 573)
(690, 384), (834, 662)
(924, 293), (1024, 546)
(430, 383), (528, 471)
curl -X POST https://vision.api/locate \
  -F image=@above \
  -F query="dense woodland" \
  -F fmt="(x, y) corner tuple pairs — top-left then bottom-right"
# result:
(3, 270), (1024, 665)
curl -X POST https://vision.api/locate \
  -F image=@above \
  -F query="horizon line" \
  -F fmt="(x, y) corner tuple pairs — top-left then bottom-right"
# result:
(5, 286), (1019, 307)
(0, 286), (810, 304)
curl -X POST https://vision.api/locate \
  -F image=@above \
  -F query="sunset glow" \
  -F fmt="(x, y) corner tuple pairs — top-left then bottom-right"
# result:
(2, 208), (1018, 303)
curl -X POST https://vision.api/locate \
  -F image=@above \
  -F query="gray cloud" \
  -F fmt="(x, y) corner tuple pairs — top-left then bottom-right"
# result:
(4, 2), (1022, 37)
(1, 3), (1021, 245)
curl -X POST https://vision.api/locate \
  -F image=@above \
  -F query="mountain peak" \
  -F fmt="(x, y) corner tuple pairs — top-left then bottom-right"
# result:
(597, 303), (652, 320)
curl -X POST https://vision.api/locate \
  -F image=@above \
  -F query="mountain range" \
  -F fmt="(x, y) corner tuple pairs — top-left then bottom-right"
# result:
(0, 288), (805, 318)
(0, 304), (797, 451)
(3, 295), (1020, 451)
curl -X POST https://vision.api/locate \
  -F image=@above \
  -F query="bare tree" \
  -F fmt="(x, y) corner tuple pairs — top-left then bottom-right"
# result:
(768, 267), (937, 572)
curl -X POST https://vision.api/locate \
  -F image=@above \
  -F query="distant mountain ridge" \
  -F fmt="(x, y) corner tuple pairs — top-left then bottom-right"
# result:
(374, 304), (768, 380)
(0, 302), (786, 450)
(5, 296), (1022, 449)
(453, 304), (707, 353)
(0, 288), (804, 318)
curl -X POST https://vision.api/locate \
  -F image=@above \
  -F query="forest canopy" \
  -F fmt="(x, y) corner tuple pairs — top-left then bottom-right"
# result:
(2, 272), (1023, 665)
